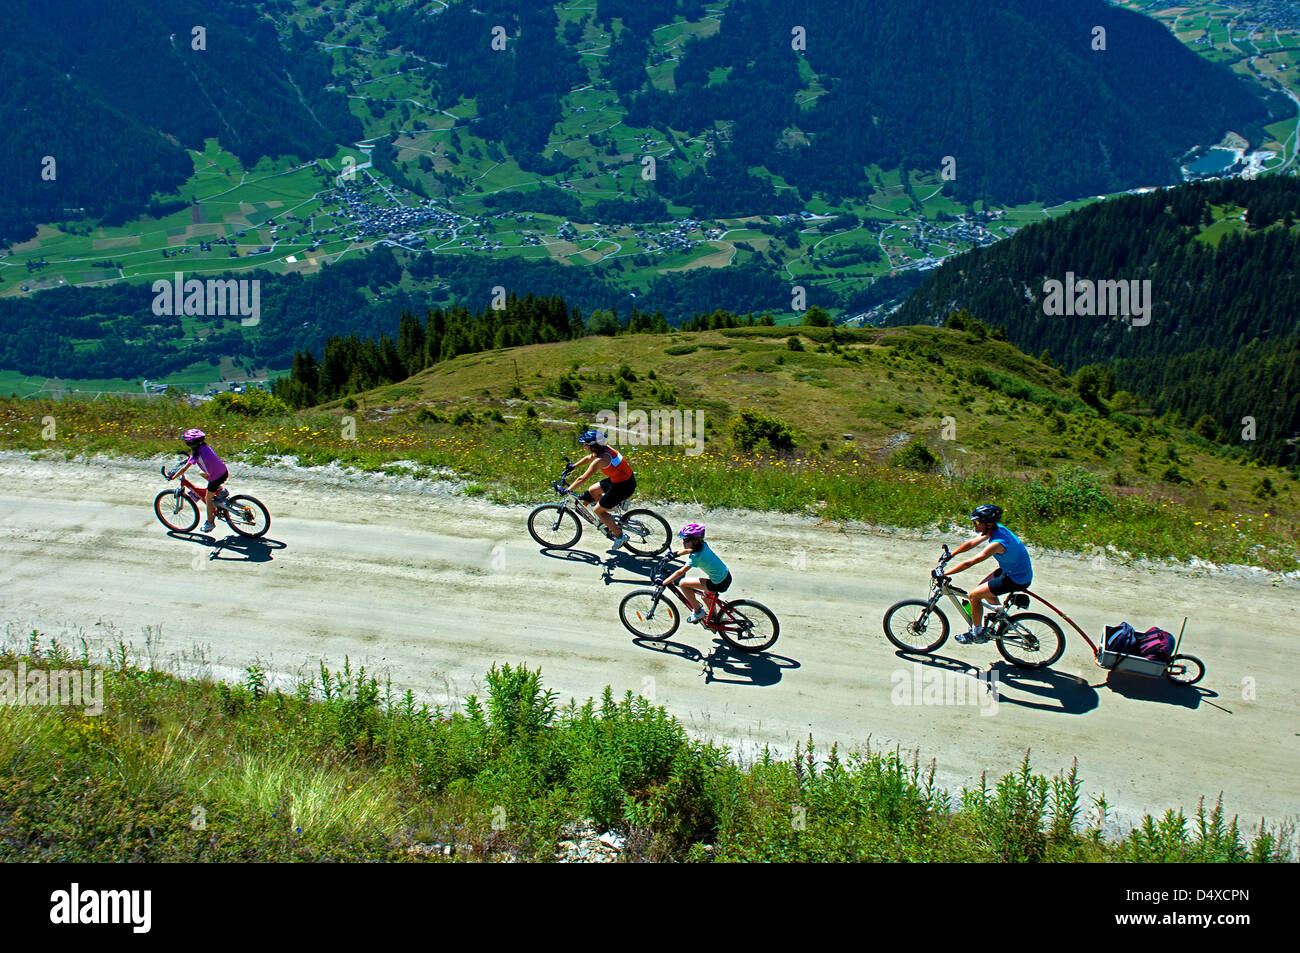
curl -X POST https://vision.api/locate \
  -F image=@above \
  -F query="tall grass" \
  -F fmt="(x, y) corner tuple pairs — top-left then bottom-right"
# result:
(0, 645), (1292, 862)
(1, 396), (1294, 568)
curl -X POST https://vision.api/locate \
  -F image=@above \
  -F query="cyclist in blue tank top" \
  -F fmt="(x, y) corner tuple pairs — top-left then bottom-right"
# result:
(944, 503), (1033, 644)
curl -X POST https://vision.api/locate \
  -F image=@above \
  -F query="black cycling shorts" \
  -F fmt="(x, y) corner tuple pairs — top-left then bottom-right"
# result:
(598, 474), (636, 509)
(704, 572), (732, 594)
(984, 568), (1030, 596)
(206, 472), (229, 494)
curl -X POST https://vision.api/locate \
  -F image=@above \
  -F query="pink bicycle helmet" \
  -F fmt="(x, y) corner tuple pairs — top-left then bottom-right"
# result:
(182, 429), (206, 446)
(678, 523), (705, 540)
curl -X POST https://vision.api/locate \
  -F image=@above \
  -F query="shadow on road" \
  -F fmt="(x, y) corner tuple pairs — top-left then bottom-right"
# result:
(168, 531), (287, 563)
(536, 546), (603, 567)
(599, 551), (661, 586)
(536, 546), (663, 587)
(888, 651), (1098, 714)
(631, 635), (799, 687)
(985, 661), (1100, 714)
(1100, 671), (1221, 711)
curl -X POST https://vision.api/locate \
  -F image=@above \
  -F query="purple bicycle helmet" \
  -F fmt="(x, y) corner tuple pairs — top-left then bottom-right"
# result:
(183, 429), (206, 447)
(678, 523), (705, 540)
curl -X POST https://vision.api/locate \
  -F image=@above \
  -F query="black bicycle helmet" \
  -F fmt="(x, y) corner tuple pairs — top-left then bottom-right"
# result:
(970, 503), (1003, 524)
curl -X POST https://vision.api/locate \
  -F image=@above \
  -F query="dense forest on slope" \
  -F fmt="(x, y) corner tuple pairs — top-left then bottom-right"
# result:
(620, 0), (1283, 208)
(892, 176), (1300, 464)
(379, 0), (586, 166)
(0, 0), (360, 243)
(0, 244), (828, 381)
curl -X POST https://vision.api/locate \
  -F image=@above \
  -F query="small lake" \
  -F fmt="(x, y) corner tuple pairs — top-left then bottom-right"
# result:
(1185, 148), (1237, 175)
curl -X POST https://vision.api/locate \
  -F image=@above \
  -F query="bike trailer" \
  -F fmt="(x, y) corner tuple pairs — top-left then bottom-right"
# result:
(1098, 621), (1178, 676)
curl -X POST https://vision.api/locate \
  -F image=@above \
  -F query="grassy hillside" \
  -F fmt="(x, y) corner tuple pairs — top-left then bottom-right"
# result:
(3, 326), (1296, 569)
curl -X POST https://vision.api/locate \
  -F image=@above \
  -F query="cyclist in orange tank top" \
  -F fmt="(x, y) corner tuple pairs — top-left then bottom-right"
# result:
(567, 430), (637, 552)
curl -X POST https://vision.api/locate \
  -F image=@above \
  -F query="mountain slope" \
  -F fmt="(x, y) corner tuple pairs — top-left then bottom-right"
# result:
(0, 0), (361, 243)
(890, 175), (1300, 465)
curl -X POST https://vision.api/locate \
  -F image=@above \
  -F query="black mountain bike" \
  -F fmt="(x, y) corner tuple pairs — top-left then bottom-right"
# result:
(526, 457), (670, 556)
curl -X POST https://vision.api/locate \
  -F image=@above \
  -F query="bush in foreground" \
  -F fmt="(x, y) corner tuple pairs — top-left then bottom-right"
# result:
(0, 645), (1291, 863)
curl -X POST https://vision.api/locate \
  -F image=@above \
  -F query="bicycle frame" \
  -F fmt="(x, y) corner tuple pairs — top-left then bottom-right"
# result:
(646, 557), (743, 635)
(548, 460), (637, 531)
(162, 464), (234, 516)
(925, 562), (1038, 649)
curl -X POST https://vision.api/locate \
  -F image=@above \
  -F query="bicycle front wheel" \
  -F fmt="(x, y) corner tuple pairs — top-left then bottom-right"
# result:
(527, 504), (582, 549)
(882, 600), (949, 653)
(995, 612), (1065, 669)
(718, 599), (780, 653)
(618, 508), (671, 556)
(619, 589), (680, 640)
(224, 495), (270, 538)
(154, 490), (199, 533)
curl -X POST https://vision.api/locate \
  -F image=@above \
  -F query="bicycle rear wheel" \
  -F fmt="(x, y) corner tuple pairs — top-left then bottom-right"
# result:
(717, 599), (780, 653)
(527, 504), (582, 549)
(1163, 654), (1205, 686)
(619, 589), (680, 640)
(154, 490), (199, 533)
(618, 508), (671, 556)
(224, 495), (270, 538)
(995, 612), (1065, 669)
(882, 600), (949, 653)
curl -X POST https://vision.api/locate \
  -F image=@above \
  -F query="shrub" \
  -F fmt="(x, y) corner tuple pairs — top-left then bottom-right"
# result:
(1110, 390), (1137, 413)
(730, 410), (798, 453)
(210, 390), (290, 417)
(1020, 467), (1116, 518)
(664, 344), (697, 356)
(452, 408), (475, 426)
(893, 441), (938, 471)
(1194, 414), (1219, 441)
(414, 408), (443, 424)
(786, 336), (804, 352)
(801, 305), (832, 327)
(550, 373), (580, 399)
(1252, 477), (1277, 499)
(342, 397), (358, 411)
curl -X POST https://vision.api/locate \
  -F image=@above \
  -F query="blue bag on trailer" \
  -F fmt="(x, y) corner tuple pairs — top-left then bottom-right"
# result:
(1104, 622), (1140, 654)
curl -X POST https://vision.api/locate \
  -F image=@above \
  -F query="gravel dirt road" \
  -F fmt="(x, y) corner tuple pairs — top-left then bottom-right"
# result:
(1, 451), (1296, 836)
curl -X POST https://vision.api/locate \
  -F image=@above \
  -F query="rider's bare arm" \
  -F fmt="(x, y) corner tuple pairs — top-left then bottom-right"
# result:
(949, 534), (987, 557)
(567, 454), (601, 493)
(662, 552), (691, 585)
(949, 540), (1005, 574)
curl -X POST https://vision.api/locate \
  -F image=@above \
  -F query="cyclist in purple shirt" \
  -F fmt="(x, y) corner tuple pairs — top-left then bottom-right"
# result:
(174, 429), (228, 533)
(945, 503), (1033, 644)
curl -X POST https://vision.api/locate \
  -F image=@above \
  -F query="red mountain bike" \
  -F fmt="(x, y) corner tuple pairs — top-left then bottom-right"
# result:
(154, 458), (270, 538)
(618, 553), (780, 653)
